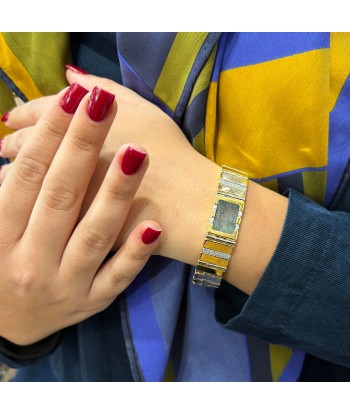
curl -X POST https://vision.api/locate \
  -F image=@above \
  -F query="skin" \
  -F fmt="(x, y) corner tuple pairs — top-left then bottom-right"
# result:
(0, 86), (162, 345)
(0, 71), (288, 344)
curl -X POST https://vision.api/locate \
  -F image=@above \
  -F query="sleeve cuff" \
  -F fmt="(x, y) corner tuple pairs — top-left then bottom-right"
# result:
(215, 188), (350, 366)
(0, 331), (64, 368)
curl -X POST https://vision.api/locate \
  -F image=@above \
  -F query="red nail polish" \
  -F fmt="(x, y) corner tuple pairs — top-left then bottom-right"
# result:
(1, 112), (9, 123)
(141, 227), (162, 244)
(0, 140), (2, 152)
(65, 64), (88, 75)
(87, 87), (115, 122)
(60, 83), (89, 114)
(121, 146), (147, 175)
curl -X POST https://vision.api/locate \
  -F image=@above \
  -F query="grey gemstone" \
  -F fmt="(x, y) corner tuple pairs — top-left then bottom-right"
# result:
(212, 200), (239, 234)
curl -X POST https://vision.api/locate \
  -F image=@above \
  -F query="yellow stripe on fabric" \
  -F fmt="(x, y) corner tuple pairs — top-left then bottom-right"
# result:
(187, 43), (217, 108)
(2, 32), (70, 97)
(163, 360), (175, 382)
(0, 33), (43, 100)
(192, 127), (206, 156)
(259, 179), (278, 192)
(204, 81), (218, 162)
(0, 117), (13, 138)
(269, 344), (293, 382)
(302, 170), (327, 205)
(207, 49), (329, 179)
(154, 33), (209, 112)
(0, 80), (15, 137)
(0, 78), (15, 113)
(330, 32), (350, 111)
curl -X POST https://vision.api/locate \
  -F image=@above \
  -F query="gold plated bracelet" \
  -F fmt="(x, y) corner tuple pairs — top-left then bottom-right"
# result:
(192, 166), (248, 288)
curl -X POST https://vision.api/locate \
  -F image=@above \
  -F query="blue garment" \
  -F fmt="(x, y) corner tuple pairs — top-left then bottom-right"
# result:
(216, 187), (350, 369)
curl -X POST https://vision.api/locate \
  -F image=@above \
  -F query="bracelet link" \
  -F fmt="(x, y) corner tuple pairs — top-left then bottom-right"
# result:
(192, 166), (248, 288)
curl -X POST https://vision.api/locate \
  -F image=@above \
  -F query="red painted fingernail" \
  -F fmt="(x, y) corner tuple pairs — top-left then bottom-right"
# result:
(0, 140), (2, 152)
(121, 146), (147, 175)
(1, 112), (9, 123)
(141, 227), (162, 244)
(60, 83), (89, 114)
(87, 87), (115, 122)
(65, 64), (88, 75)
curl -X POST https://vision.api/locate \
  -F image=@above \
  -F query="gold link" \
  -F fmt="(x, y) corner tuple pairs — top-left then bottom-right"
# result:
(193, 166), (248, 288)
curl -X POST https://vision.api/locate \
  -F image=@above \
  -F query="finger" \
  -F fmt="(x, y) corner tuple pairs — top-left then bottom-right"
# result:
(66, 66), (143, 106)
(62, 143), (147, 280)
(0, 126), (33, 158)
(89, 220), (162, 304)
(0, 83), (89, 238)
(25, 86), (117, 255)
(2, 95), (56, 130)
(0, 162), (14, 184)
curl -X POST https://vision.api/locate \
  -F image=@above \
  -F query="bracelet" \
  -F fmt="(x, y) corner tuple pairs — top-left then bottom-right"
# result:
(192, 166), (248, 288)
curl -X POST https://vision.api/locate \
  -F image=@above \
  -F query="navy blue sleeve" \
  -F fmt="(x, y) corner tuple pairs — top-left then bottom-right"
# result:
(215, 188), (350, 368)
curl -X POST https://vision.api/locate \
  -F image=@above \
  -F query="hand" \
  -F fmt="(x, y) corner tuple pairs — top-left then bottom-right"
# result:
(1, 71), (288, 297)
(1, 70), (222, 266)
(0, 83), (162, 345)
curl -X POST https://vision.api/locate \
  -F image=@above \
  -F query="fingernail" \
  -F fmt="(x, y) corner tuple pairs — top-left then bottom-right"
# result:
(121, 146), (147, 175)
(60, 83), (89, 114)
(87, 87), (115, 122)
(141, 227), (162, 244)
(65, 64), (88, 75)
(1, 112), (9, 123)
(0, 140), (2, 152)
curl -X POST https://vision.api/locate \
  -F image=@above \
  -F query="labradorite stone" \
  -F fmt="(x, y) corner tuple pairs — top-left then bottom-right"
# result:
(212, 200), (239, 234)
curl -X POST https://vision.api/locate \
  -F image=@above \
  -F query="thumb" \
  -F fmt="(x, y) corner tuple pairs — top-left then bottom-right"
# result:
(65, 65), (142, 105)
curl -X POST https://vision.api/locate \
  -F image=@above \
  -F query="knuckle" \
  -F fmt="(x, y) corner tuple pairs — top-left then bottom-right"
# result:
(82, 225), (113, 252)
(126, 242), (150, 263)
(15, 154), (48, 185)
(21, 99), (43, 125)
(24, 108), (38, 126)
(39, 118), (66, 143)
(15, 129), (27, 150)
(108, 270), (130, 293)
(43, 177), (80, 211)
(105, 183), (135, 203)
(70, 131), (102, 154)
(12, 262), (37, 295)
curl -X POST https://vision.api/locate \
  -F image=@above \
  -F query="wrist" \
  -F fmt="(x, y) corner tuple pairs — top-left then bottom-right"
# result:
(159, 157), (221, 265)
(171, 164), (288, 295)
(224, 180), (288, 294)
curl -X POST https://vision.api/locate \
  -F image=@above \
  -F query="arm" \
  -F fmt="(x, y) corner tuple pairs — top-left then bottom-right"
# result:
(1, 73), (286, 298)
(216, 187), (350, 367)
(2, 72), (350, 367)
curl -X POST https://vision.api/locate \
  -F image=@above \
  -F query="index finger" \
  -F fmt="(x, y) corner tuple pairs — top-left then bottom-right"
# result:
(0, 83), (88, 239)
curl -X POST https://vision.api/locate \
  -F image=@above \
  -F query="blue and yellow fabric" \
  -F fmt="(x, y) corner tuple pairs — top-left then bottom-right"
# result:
(206, 32), (350, 209)
(117, 32), (350, 381)
(0, 32), (70, 168)
(2, 32), (349, 381)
